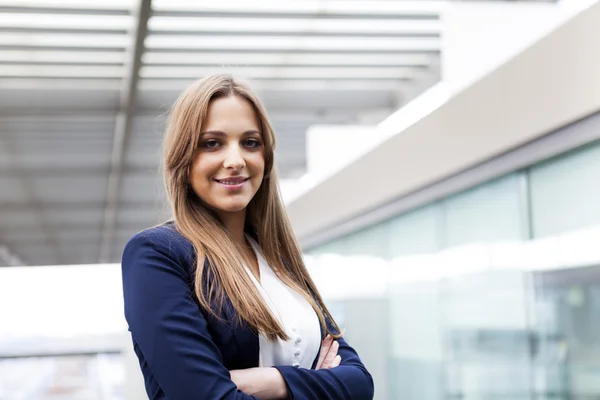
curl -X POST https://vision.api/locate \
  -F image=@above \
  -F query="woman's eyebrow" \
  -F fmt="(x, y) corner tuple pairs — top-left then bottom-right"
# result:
(199, 130), (226, 136)
(200, 130), (260, 136)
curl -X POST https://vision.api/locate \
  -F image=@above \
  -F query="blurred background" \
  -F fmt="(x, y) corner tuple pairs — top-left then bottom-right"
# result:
(1, 0), (599, 399)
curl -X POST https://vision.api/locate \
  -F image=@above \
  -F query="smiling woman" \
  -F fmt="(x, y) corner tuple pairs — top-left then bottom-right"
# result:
(120, 74), (374, 400)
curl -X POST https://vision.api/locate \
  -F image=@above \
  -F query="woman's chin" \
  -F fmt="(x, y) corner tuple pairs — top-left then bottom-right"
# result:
(214, 201), (250, 214)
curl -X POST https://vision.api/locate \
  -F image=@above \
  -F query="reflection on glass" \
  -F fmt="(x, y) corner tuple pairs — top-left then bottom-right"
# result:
(0, 354), (124, 400)
(441, 270), (533, 400)
(532, 266), (600, 400)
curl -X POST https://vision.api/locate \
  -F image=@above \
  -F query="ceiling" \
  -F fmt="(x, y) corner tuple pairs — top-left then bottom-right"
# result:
(0, 0), (447, 266)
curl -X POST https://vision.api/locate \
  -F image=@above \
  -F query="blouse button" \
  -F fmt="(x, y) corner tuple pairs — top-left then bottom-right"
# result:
(294, 349), (301, 357)
(295, 336), (302, 344)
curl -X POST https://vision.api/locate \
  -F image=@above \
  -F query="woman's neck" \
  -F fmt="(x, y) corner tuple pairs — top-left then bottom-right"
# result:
(218, 210), (247, 247)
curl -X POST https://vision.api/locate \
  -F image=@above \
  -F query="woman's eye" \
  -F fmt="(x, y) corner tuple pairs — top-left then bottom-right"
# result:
(203, 139), (220, 148)
(244, 139), (261, 148)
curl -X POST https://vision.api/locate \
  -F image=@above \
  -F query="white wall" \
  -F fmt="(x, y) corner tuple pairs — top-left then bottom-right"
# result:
(287, 1), (600, 241)
(442, 1), (578, 93)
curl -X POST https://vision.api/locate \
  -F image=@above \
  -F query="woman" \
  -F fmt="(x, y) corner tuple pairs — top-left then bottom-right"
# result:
(121, 74), (374, 399)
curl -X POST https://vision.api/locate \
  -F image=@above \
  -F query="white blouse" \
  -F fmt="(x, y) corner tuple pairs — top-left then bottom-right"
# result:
(245, 237), (321, 369)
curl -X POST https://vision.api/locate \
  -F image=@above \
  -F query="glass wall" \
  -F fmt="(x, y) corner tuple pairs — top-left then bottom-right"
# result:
(0, 354), (124, 400)
(307, 137), (600, 400)
(309, 172), (527, 259)
(0, 264), (129, 400)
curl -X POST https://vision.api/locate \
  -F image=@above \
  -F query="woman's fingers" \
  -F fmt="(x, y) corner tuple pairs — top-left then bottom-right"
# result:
(322, 340), (339, 368)
(316, 335), (333, 370)
(331, 355), (342, 368)
(316, 335), (343, 369)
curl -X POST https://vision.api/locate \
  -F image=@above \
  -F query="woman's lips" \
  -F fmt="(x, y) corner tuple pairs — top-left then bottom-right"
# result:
(214, 177), (249, 190)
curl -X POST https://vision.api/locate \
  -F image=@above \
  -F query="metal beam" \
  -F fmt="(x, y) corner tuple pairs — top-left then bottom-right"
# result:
(153, 10), (439, 20)
(146, 47), (439, 55)
(99, 0), (152, 263)
(0, 5), (129, 16)
(148, 29), (440, 38)
(0, 27), (128, 35)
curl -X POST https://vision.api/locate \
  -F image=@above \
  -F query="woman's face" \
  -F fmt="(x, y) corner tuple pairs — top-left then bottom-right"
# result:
(189, 95), (265, 217)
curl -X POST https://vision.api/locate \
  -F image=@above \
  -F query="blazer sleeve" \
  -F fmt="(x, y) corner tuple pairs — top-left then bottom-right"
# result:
(273, 314), (375, 400)
(121, 231), (258, 400)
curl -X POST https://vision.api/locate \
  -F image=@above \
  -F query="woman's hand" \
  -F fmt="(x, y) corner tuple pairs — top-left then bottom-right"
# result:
(316, 334), (342, 369)
(230, 367), (287, 399)
(229, 335), (342, 398)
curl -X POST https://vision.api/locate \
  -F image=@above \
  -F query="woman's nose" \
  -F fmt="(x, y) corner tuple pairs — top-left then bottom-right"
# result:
(223, 145), (245, 170)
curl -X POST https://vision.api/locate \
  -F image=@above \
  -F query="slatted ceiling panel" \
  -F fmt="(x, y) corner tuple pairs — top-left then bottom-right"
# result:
(11, 138), (112, 156)
(115, 221), (161, 241)
(52, 229), (102, 243)
(116, 202), (170, 223)
(112, 234), (136, 260)
(0, 115), (116, 132)
(32, 176), (108, 204)
(6, 228), (93, 245)
(58, 242), (99, 261)
(0, 0), (447, 266)
(9, 128), (113, 142)
(4, 117), (114, 173)
(113, 228), (162, 258)
(142, 52), (436, 66)
(52, 253), (90, 266)
(1, 117), (115, 152)
(10, 152), (111, 172)
(127, 115), (166, 159)
(136, 90), (178, 112)
(44, 208), (104, 228)
(0, 89), (120, 112)
(114, 214), (171, 237)
(17, 245), (58, 266)
(117, 224), (150, 238)
(119, 172), (166, 204)
(0, 209), (41, 228)
(150, 1), (441, 20)
(3, 229), (48, 244)
(138, 78), (416, 93)
(147, 16), (439, 36)
(259, 90), (396, 111)
(124, 152), (162, 172)
(0, 177), (28, 203)
(0, 137), (9, 169)
(141, 66), (422, 80)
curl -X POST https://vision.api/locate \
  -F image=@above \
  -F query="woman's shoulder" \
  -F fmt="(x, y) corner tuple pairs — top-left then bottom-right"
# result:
(123, 221), (196, 268)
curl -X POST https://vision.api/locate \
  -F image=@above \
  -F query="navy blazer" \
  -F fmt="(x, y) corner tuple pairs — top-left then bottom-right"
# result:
(121, 222), (374, 400)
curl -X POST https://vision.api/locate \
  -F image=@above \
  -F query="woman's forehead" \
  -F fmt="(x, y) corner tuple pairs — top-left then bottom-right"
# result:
(203, 96), (259, 131)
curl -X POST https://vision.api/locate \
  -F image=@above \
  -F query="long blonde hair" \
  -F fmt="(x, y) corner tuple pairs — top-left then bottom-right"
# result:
(162, 74), (340, 341)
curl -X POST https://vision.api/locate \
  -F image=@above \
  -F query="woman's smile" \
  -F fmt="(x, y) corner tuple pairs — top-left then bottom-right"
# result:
(214, 176), (250, 190)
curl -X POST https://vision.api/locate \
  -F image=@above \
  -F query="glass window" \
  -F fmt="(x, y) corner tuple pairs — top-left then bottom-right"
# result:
(530, 141), (600, 238)
(441, 269), (534, 399)
(441, 173), (526, 248)
(344, 222), (391, 259)
(306, 236), (348, 256)
(388, 280), (444, 400)
(388, 203), (442, 258)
